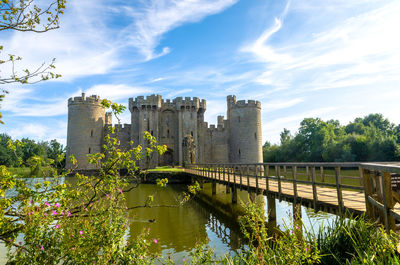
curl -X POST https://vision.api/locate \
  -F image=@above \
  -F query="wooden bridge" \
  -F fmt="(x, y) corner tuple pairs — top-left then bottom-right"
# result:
(184, 162), (400, 232)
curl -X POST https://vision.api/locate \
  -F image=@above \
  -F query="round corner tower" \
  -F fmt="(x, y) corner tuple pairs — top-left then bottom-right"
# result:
(66, 93), (105, 170)
(227, 96), (262, 164)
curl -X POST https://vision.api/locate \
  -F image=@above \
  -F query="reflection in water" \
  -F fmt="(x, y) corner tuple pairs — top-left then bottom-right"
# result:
(0, 178), (339, 264)
(125, 184), (242, 260)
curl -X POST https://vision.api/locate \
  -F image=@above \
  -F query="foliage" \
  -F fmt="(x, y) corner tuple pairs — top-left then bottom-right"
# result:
(0, 0), (66, 123)
(264, 114), (400, 162)
(0, 133), (65, 171)
(0, 101), (172, 264)
(317, 216), (400, 265)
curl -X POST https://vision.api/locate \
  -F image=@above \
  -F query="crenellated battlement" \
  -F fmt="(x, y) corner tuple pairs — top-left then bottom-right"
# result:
(207, 123), (225, 132)
(129, 95), (206, 111)
(230, 99), (261, 109)
(68, 93), (103, 106)
(129, 94), (163, 110)
(173, 96), (206, 110)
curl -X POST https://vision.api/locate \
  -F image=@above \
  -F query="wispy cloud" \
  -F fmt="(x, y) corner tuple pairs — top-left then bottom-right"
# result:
(85, 84), (152, 102)
(243, 1), (400, 93)
(121, 0), (239, 60)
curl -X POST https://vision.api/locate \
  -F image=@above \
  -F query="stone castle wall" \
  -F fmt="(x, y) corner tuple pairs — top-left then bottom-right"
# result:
(66, 93), (105, 170)
(67, 93), (262, 169)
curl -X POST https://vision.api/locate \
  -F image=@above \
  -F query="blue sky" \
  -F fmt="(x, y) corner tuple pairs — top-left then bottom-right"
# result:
(1, 0), (400, 146)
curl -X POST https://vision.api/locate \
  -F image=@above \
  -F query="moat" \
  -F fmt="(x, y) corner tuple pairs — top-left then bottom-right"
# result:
(0, 179), (337, 264)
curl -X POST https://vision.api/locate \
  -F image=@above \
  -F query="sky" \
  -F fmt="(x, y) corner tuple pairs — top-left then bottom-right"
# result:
(1, 0), (400, 146)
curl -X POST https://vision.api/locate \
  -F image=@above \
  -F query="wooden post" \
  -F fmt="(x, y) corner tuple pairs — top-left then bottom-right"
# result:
(249, 191), (256, 202)
(321, 166), (324, 183)
(256, 165), (259, 194)
(231, 185), (237, 203)
(226, 165), (231, 194)
(240, 165), (243, 189)
(267, 193), (276, 226)
(292, 202), (302, 240)
(292, 166), (298, 205)
(212, 181), (216, 195)
(382, 171), (396, 232)
(265, 164), (269, 193)
(219, 165), (222, 180)
(311, 166), (318, 213)
(335, 167), (343, 215)
(247, 165), (250, 191)
(223, 165), (226, 182)
(306, 166), (310, 181)
(358, 166), (363, 187)
(363, 168), (375, 220)
(276, 165), (282, 201)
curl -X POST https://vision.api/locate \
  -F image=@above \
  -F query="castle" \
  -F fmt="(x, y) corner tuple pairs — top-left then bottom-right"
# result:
(66, 93), (262, 169)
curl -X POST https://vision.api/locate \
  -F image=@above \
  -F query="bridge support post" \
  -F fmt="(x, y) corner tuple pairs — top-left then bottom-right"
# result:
(212, 181), (216, 195)
(232, 185), (237, 204)
(249, 191), (256, 203)
(293, 202), (302, 240)
(382, 171), (396, 232)
(363, 169), (376, 220)
(267, 194), (276, 226)
(199, 178), (203, 189)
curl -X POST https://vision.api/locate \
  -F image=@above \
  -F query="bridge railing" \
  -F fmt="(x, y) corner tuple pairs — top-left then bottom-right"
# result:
(360, 163), (400, 232)
(185, 162), (400, 232)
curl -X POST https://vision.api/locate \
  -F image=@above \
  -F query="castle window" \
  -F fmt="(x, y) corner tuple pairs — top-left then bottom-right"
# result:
(167, 129), (170, 138)
(88, 147), (91, 154)
(151, 130), (153, 136)
(90, 129), (93, 137)
(238, 149), (241, 158)
(254, 132), (257, 139)
(190, 113), (193, 119)
(191, 131), (193, 137)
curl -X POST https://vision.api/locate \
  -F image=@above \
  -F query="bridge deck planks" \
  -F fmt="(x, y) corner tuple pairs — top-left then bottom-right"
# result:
(185, 168), (400, 216)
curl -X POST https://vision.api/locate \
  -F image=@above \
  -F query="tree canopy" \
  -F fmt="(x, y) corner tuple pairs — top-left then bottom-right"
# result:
(263, 113), (400, 162)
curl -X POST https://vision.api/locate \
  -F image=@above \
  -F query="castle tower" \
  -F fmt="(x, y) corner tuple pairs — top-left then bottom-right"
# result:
(174, 97), (206, 165)
(129, 95), (163, 167)
(66, 93), (105, 170)
(227, 96), (262, 164)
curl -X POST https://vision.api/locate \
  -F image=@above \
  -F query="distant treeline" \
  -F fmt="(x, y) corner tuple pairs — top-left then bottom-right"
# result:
(263, 113), (400, 162)
(0, 133), (65, 168)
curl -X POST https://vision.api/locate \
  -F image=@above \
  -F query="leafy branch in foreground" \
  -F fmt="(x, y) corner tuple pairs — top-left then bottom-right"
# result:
(0, 0), (66, 123)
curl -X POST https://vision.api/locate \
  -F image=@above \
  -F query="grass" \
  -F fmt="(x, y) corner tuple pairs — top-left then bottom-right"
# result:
(7, 167), (31, 177)
(7, 166), (55, 178)
(146, 166), (184, 172)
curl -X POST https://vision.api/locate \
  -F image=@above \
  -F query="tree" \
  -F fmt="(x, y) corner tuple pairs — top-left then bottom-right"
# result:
(0, 0), (66, 123)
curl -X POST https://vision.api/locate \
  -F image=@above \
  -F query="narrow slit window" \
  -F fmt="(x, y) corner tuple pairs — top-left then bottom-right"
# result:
(238, 149), (241, 158)
(167, 129), (170, 138)
(254, 132), (257, 139)
(88, 147), (91, 154)
(191, 131), (193, 137)
(151, 130), (153, 136)
(90, 129), (93, 137)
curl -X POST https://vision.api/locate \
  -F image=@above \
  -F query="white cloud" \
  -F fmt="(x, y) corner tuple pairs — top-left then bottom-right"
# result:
(243, 1), (400, 93)
(122, 0), (238, 60)
(85, 84), (152, 102)
(262, 98), (304, 113)
(8, 121), (67, 145)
